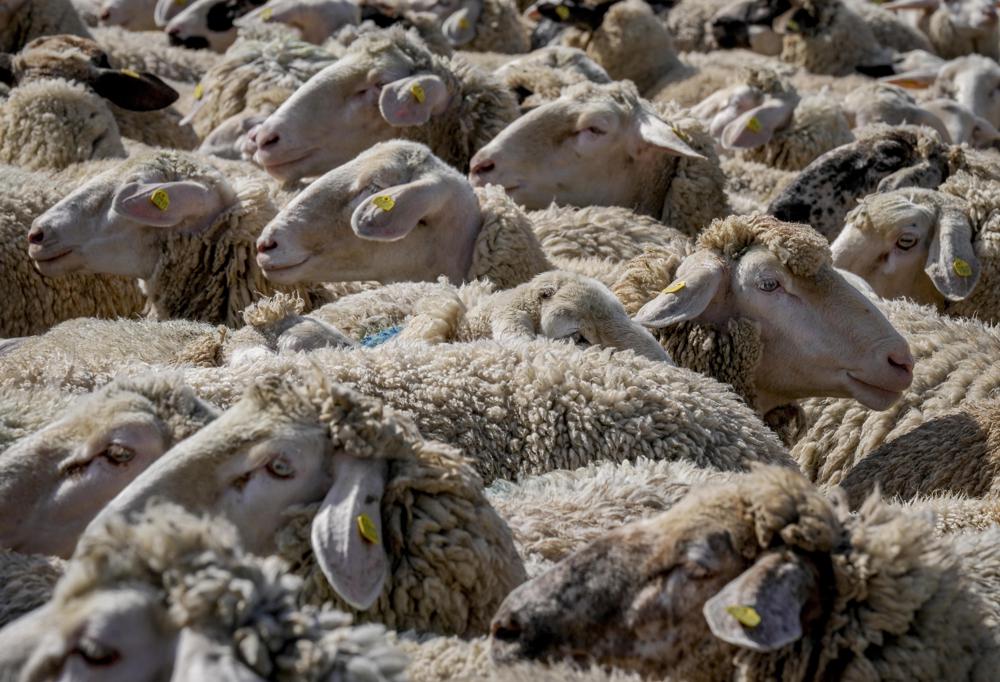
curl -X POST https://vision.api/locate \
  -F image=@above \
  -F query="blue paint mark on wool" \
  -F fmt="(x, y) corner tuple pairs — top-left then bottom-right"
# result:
(361, 326), (404, 348)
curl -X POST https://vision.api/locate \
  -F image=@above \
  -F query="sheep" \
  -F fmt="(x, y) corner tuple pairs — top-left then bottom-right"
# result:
(96, 371), (529, 636)
(2, 34), (199, 151)
(691, 67), (854, 171)
(236, 0), (361, 45)
(27, 149), (330, 327)
(842, 81), (954, 141)
(719, 156), (799, 213)
(767, 123), (1000, 240)
(613, 214), (915, 435)
(490, 45), (611, 112)
(793, 297), (1000, 488)
(0, 164), (145, 338)
(364, 271), (674, 363)
(469, 80), (730, 238)
(884, 0), (1000, 60)
(831, 178), (1000, 323)
(0, 550), (64, 629)
(185, 36), (335, 137)
(163, 0), (269, 52)
(0, 373), (219, 559)
(94, 0), (158, 29)
(0, 0), (92, 53)
(0, 503), (408, 681)
(412, 0), (530, 53)
(0, 386), (75, 453)
(665, 0), (745, 53)
(488, 465), (1000, 680)
(247, 25), (519, 182)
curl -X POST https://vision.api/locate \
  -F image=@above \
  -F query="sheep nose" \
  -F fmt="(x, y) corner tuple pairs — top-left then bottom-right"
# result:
(256, 128), (280, 149)
(471, 158), (495, 176)
(888, 348), (914, 378)
(167, 26), (180, 36)
(257, 237), (277, 253)
(27, 225), (45, 245)
(490, 611), (524, 645)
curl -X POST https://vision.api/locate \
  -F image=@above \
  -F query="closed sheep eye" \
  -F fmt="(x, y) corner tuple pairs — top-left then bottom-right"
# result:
(576, 126), (606, 136)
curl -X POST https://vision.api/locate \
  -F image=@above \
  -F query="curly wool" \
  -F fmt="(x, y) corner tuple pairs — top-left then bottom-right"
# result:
(926, 7), (999, 60)
(0, 550), (65, 628)
(0, 0), (90, 53)
(0, 165), (144, 338)
(461, 0), (529, 54)
(188, 38), (336, 139)
(939, 172), (1000, 323)
(467, 185), (553, 287)
(0, 386), (76, 453)
(494, 48), (611, 111)
(795, 298), (1000, 487)
(230, 373), (526, 637)
(0, 79), (126, 170)
(92, 25), (219, 84)
(61, 504), (407, 681)
(721, 157), (799, 213)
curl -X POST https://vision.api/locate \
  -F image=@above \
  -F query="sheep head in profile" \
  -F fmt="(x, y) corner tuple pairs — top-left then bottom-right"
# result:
(627, 214), (914, 413)
(491, 465), (998, 679)
(94, 370), (526, 635)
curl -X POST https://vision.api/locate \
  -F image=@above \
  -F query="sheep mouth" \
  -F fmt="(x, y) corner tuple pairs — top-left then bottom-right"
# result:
(845, 373), (904, 411)
(32, 249), (73, 264)
(256, 150), (316, 180)
(258, 255), (311, 281)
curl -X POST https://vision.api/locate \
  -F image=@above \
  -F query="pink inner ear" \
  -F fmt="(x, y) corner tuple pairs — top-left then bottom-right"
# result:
(379, 75), (449, 127)
(111, 180), (228, 229)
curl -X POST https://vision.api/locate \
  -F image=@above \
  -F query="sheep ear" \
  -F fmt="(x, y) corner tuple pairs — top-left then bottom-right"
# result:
(379, 74), (449, 127)
(111, 180), (230, 228)
(351, 179), (446, 241)
(925, 208), (980, 301)
(703, 551), (815, 652)
(721, 97), (795, 149)
(442, 4), (481, 46)
(690, 88), (738, 123)
(154, 0), (185, 26)
(311, 454), (389, 611)
(631, 112), (706, 160)
(91, 69), (179, 112)
(633, 250), (724, 328)
(881, 68), (939, 89)
(881, 0), (939, 11)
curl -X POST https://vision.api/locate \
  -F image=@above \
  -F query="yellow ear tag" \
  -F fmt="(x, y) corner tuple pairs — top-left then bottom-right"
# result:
(746, 116), (763, 133)
(954, 258), (973, 277)
(120, 69), (141, 79)
(357, 513), (379, 544)
(194, 83), (204, 100)
(373, 195), (395, 212)
(261, 7), (272, 21)
(458, 16), (470, 29)
(725, 605), (761, 628)
(786, 18), (799, 32)
(410, 83), (426, 103)
(150, 189), (170, 212)
(556, 4), (570, 19)
(662, 280), (686, 294)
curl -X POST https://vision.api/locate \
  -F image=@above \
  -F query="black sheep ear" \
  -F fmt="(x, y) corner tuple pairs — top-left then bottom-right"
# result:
(0, 53), (15, 87)
(91, 69), (179, 111)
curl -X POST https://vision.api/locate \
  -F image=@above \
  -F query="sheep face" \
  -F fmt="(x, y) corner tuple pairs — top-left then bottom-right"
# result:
(249, 33), (451, 183)
(238, 0), (361, 45)
(0, 378), (216, 558)
(97, 376), (524, 634)
(468, 83), (703, 214)
(256, 140), (481, 285)
(15, 587), (177, 682)
(691, 84), (796, 151)
(491, 467), (835, 678)
(495, 271), (672, 363)
(887, 55), (1000, 130)
(28, 156), (237, 279)
(634, 220), (914, 412)
(97, 0), (159, 30)
(833, 189), (979, 308)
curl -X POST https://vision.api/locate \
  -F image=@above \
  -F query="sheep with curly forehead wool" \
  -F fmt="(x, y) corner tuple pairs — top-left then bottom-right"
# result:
(616, 214), (914, 442)
(0, 164), (144, 338)
(491, 46), (611, 112)
(96, 371), (527, 637)
(0, 503), (408, 681)
(28, 150), (331, 327)
(489, 465), (1000, 679)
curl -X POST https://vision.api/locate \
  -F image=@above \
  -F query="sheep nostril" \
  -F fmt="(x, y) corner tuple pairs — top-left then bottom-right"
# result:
(490, 613), (523, 643)
(257, 238), (277, 254)
(472, 159), (495, 176)
(27, 227), (44, 245)
(167, 26), (180, 36)
(888, 350), (914, 376)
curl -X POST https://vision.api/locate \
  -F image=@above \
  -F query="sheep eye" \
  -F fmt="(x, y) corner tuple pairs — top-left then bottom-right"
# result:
(539, 287), (555, 299)
(102, 443), (135, 465)
(571, 331), (590, 347)
(758, 278), (780, 292)
(266, 456), (295, 479)
(578, 126), (606, 136)
(74, 636), (120, 667)
(896, 234), (918, 250)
